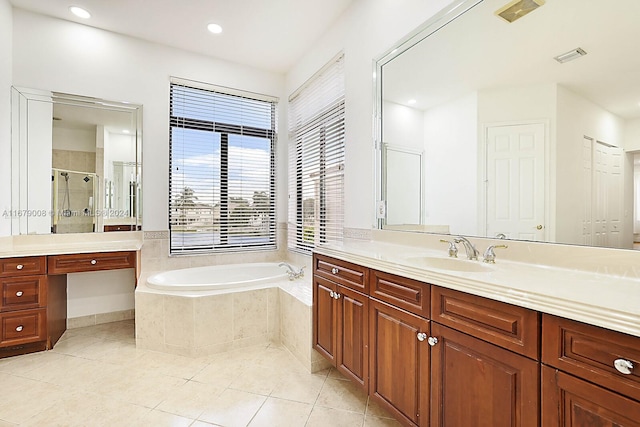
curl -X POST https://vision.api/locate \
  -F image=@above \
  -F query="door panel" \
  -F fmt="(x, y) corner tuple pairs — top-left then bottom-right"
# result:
(336, 285), (369, 390)
(486, 123), (546, 240)
(313, 276), (336, 363)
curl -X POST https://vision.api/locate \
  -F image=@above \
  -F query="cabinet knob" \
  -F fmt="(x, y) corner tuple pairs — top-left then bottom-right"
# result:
(427, 336), (439, 346)
(331, 267), (339, 274)
(614, 358), (634, 375)
(15, 291), (23, 297)
(15, 325), (23, 332)
(16, 264), (24, 270)
(90, 259), (97, 265)
(334, 292), (341, 300)
(417, 332), (427, 342)
(329, 291), (335, 298)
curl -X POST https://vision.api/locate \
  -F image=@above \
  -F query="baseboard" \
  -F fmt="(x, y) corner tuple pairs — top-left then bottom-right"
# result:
(67, 309), (135, 329)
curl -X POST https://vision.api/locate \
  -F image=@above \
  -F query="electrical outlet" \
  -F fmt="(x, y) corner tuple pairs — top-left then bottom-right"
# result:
(376, 200), (386, 219)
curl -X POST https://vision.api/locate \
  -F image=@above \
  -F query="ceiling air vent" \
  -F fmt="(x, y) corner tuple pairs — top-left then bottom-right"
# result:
(495, 0), (545, 23)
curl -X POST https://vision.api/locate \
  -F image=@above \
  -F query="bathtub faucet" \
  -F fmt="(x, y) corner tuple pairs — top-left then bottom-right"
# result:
(279, 262), (305, 280)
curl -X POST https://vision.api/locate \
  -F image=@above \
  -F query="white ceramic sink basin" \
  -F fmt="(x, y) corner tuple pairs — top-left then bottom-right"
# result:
(406, 256), (493, 273)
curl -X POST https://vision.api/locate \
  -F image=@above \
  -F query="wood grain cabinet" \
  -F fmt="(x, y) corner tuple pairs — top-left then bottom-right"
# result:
(542, 314), (640, 426)
(0, 256), (66, 358)
(369, 298), (430, 426)
(313, 257), (369, 390)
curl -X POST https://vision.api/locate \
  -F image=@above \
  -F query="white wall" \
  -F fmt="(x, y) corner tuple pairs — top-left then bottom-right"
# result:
(0, 0), (12, 237)
(423, 92), (478, 235)
(625, 119), (640, 152)
(286, 0), (455, 230)
(382, 101), (424, 149)
(12, 9), (287, 318)
(12, 9), (287, 232)
(556, 85), (631, 247)
(53, 126), (96, 152)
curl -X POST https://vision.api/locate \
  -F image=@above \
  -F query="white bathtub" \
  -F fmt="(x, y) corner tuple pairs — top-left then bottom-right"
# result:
(146, 262), (290, 291)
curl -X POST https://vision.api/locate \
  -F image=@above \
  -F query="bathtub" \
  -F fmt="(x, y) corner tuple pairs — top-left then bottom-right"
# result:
(146, 262), (290, 291)
(135, 262), (329, 372)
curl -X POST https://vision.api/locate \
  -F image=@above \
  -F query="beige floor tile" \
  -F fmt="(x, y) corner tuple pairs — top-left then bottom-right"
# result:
(328, 367), (349, 380)
(315, 377), (368, 413)
(247, 397), (313, 427)
(364, 415), (403, 427)
(94, 370), (187, 408)
(191, 421), (218, 427)
(191, 359), (245, 388)
(305, 406), (365, 427)
(136, 409), (195, 427)
(228, 363), (283, 395)
(156, 379), (226, 419)
(0, 420), (17, 426)
(50, 334), (104, 356)
(21, 392), (150, 427)
(127, 350), (210, 380)
(17, 354), (95, 387)
(365, 398), (396, 419)
(198, 388), (267, 427)
(0, 350), (67, 375)
(270, 370), (327, 404)
(0, 375), (70, 424)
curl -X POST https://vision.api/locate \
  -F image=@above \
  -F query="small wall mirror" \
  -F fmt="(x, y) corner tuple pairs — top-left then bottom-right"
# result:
(375, 0), (640, 250)
(11, 87), (142, 234)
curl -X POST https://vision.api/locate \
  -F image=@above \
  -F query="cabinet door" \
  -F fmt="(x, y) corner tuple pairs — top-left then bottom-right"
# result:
(542, 366), (640, 427)
(336, 284), (369, 390)
(313, 276), (337, 363)
(370, 299), (430, 426)
(430, 323), (539, 427)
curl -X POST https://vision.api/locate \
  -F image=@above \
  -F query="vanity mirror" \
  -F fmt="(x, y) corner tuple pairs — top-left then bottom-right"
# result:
(11, 87), (142, 235)
(375, 0), (640, 249)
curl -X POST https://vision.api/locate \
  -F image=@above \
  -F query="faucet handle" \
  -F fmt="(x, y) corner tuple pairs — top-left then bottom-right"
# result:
(483, 244), (508, 264)
(440, 239), (458, 258)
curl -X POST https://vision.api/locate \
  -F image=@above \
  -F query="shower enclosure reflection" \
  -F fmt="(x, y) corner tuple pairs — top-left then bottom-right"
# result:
(51, 169), (97, 233)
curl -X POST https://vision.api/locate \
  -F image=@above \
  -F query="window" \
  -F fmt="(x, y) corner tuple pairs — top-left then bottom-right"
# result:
(169, 79), (278, 254)
(288, 54), (345, 254)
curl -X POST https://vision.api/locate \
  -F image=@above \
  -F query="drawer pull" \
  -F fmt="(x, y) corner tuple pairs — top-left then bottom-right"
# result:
(15, 291), (23, 297)
(427, 336), (439, 346)
(331, 267), (339, 274)
(417, 332), (427, 342)
(614, 358), (634, 375)
(90, 259), (97, 265)
(15, 325), (23, 332)
(16, 264), (24, 270)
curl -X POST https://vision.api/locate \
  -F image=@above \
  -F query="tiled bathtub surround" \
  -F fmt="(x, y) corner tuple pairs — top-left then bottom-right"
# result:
(136, 277), (329, 372)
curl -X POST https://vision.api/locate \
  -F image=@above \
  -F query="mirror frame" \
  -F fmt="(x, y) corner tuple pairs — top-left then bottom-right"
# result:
(11, 86), (143, 235)
(373, 0), (483, 229)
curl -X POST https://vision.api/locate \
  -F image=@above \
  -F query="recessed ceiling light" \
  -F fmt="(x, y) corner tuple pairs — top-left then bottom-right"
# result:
(408, 99), (417, 105)
(69, 6), (91, 19)
(207, 23), (223, 34)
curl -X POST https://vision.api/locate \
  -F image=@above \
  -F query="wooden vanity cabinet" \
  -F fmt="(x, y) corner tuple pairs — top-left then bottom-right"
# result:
(369, 298), (430, 426)
(313, 256), (369, 390)
(0, 256), (66, 358)
(541, 314), (640, 426)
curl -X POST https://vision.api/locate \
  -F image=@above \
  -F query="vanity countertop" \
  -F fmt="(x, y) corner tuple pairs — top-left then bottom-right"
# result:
(316, 238), (640, 338)
(0, 232), (143, 258)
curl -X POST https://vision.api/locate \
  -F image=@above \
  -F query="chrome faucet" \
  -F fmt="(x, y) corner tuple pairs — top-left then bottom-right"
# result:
(482, 244), (508, 264)
(453, 236), (479, 261)
(440, 239), (458, 258)
(279, 262), (305, 280)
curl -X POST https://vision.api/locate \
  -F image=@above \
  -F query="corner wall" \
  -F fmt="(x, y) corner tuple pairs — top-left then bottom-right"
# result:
(0, 0), (12, 237)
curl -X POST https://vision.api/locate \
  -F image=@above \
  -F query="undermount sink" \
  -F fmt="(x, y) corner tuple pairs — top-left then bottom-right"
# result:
(406, 256), (493, 273)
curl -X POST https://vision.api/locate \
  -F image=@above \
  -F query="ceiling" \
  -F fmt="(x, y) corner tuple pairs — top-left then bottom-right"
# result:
(9, 0), (355, 73)
(383, 0), (640, 120)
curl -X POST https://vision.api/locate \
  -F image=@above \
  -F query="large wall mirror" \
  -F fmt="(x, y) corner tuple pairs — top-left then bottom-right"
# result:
(11, 87), (142, 235)
(375, 0), (640, 249)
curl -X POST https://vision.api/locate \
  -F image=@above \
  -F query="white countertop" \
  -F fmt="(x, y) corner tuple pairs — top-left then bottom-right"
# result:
(316, 239), (640, 338)
(0, 232), (143, 257)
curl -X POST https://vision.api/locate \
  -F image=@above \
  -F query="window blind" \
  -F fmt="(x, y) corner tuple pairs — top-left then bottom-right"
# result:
(169, 79), (278, 254)
(288, 54), (345, 254)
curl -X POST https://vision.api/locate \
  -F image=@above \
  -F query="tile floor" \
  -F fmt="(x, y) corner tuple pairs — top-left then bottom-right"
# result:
(0, 321), (400, 427)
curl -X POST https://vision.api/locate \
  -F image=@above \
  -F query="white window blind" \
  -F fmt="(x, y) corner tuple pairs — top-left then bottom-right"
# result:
(169, 79), (278, 254)
(288, 54), (345, 254)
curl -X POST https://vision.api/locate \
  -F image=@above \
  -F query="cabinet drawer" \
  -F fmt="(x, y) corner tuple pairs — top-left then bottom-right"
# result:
(1, 276), (46, 311)
(431, 286), (539, 359)
(0, 256), (46, 278)
(314, 254), (369, 293)
(371, 269), (429, 318)
(48, 251), (136, 274)
(0, 308), (47, 346)
(542, 314), (640, 401)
